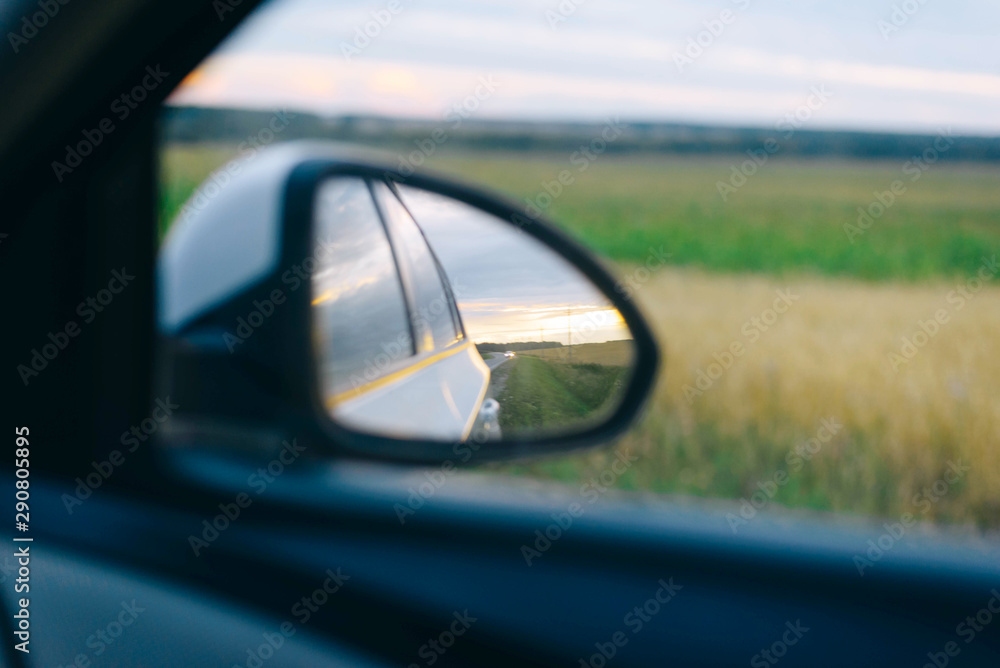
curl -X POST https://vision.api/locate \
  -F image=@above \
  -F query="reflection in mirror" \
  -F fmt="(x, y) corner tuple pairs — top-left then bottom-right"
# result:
(311, 177), (635, 444)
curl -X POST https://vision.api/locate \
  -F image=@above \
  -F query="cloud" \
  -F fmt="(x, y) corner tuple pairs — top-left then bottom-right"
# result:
(167, 0), (1000, 133)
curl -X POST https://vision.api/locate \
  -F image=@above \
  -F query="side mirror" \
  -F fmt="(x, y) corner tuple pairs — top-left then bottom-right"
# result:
(158, 143), (659, 463)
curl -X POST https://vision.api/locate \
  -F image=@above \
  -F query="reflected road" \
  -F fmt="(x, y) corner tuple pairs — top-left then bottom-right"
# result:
(483, 353), (510, 370)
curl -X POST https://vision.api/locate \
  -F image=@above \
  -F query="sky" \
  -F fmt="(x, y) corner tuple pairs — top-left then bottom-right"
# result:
(167, 0), (1000, 135)
(396, 185), (630, 346)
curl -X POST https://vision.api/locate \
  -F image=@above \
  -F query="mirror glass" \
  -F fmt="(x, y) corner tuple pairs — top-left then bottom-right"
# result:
(311, 176), (636, 443)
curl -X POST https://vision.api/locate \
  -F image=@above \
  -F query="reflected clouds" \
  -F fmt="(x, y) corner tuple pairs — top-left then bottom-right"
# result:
(397, 185), (629, 345)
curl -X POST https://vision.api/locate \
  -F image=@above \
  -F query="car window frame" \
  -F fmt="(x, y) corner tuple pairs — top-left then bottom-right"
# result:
(389, 180), (469, 345)
(320, 176), (476, 405)
(386, 180), (469, 341)
(371, 179), (466, 354)
(311, 177), (419, 398)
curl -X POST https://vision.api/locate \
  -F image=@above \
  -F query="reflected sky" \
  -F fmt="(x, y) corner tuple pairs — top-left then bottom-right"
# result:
(397, 185), (629, 345)
(312, 178), (414, 392)
(168, 0), (1000, 133)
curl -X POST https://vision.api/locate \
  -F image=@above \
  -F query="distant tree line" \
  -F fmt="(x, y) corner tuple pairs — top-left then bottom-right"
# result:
(160, 105), (1000, 162)
(475, 341), (563, 354)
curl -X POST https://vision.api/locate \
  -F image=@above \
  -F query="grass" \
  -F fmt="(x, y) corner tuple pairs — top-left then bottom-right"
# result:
(498, 268), (1000, 530)
(497, 356), (629, 436)
(518, 340), (635, 367)
(426, 152), (1000, 282)
(434, 153), (1000, 282)
(159, 144), (1000, 283)
(158, 142), (1000, 530)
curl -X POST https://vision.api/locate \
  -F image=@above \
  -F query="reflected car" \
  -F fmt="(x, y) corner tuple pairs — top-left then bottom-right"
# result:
(311, 177), (492, 442)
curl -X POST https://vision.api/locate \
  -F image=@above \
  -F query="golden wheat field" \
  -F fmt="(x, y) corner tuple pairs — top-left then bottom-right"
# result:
(507, 265), (1000, 530)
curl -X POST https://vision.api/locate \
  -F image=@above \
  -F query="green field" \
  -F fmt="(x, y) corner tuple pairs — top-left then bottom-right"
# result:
(433, 153), (1000, 282)
(160, 143), (1000, 530)
(160, 145), (1000, 282)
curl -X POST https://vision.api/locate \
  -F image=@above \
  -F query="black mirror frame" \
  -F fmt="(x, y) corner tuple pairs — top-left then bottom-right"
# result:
(163, 152), (659, 465)
(279, 156), (660, 464)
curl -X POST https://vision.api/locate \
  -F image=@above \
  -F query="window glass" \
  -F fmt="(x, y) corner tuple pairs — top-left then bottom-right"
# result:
(159, 0), (1000, 536)
(312, 178), (412, 396)
(372, 181), (462, 353)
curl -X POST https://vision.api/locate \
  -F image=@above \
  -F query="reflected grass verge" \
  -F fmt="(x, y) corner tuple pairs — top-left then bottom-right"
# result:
(497, 356), (628, 436)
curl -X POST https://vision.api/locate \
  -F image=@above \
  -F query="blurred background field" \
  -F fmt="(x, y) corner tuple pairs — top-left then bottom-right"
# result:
(160, 142), (1000, 530)
(161, 144), (1000, 281)
(516, 267), (1000, 530)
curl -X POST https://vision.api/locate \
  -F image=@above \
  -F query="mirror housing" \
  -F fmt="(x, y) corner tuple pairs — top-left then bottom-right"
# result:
(158, 142), (659, 463)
